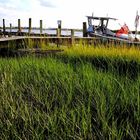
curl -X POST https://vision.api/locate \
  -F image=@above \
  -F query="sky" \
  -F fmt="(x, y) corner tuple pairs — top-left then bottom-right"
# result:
(0, 0), (139, 30)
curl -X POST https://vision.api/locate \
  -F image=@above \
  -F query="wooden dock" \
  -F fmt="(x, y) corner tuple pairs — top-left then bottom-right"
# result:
(0, 18), (91, 50)
(1, 18), (139, 51)
(0, 36), (98, 49)
(0, 35), (98, 56)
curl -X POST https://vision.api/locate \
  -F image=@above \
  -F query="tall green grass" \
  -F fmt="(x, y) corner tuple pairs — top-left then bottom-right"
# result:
(56, 45), (140, 80)
(0, 55), (140, 139)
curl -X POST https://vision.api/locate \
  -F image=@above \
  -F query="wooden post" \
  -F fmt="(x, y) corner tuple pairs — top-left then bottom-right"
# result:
(9, 23), (12, 37)
(71, 29), (75, 45)
(10, 23), (12, 33)
(3, 19), (6, 36)
(40, 20), (43, 34)
(57, 20), (61, 36)
(58, 21), (61, 29)
(57, 20), (61, 47)
(83, 22), (87, 37)
(57, 28), (60, 37)
(29, 18), (32, 35)
(18, 19), (21, 32)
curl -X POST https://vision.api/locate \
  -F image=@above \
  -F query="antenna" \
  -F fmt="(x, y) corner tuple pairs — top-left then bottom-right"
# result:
(134, 10), (139, 38)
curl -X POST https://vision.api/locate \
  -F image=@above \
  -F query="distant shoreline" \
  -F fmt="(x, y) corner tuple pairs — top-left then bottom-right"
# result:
(0, 27), (139, 34)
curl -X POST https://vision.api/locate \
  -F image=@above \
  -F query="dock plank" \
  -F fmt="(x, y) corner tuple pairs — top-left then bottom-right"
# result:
(0, 36), (95, 42)
(0, 36), (26, 42)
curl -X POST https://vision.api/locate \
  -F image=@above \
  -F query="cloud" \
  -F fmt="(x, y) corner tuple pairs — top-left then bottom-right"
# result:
(0, 0), (139, 29)
(0, 1), (17, 10)
(0, 0), (31, 11)
(39, 0), (55, 8)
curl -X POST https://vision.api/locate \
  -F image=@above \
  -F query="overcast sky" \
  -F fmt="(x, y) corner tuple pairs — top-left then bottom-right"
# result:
(0, 0), (139, 30)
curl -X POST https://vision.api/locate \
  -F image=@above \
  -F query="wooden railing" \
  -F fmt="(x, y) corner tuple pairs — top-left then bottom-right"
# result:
(0, 18), (85, 38)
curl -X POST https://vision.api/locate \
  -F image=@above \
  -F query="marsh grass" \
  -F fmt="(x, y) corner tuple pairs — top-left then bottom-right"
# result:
(59, 45), (140, 61)
(0, 41), (140, 139)
(0, 55), (140, 139)
(56, 45), (140, 79)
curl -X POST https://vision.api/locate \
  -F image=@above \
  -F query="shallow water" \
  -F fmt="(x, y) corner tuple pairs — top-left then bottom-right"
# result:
(5, 29), (83, 37)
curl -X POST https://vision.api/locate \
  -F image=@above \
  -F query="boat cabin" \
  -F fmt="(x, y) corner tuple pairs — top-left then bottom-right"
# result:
(86, 15), (140, 44)
(87, 16), (117, 36)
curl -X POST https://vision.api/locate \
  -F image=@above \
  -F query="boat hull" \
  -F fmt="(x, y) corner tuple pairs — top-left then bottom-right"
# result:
(88, 33), (140, 46)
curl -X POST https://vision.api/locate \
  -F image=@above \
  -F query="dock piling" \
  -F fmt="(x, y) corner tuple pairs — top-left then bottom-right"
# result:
(83, 22), (87, 37)
(9, 23), (12, 37)
(29, 18), (32, 35)
(71, 29), (75, 45)
(3, 19), (6, 36)
(10, 23), (12, 33)
(57, 20), (62, 37)
(40, 20), (43, 34)
(18, 19), (21, 32)
(57, 28), (60, 37)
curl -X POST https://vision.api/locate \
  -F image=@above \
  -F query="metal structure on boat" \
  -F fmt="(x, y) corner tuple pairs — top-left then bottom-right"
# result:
(86, 16), (140, 45)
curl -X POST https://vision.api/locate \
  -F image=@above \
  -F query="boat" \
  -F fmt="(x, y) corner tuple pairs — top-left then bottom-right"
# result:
(86, 15), (140, 45)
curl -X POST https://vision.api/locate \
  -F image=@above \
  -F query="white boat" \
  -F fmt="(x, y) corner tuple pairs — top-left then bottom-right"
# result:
(86, 16), (140, 45)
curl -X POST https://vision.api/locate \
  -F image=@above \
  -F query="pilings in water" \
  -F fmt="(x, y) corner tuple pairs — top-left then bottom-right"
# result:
(0, 18), (86, 39)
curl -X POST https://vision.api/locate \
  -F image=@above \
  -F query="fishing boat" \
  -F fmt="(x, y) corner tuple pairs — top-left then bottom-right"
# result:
(86, 14), (140, 45)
